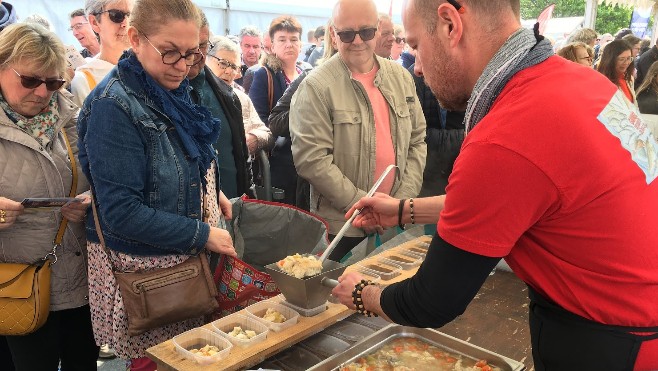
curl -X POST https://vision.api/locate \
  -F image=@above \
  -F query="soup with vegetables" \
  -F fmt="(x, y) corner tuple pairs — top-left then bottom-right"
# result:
(339, 337), (500, 371)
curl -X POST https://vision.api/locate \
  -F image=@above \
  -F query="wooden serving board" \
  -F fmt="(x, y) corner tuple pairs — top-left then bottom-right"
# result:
(146, 236), (432, 371)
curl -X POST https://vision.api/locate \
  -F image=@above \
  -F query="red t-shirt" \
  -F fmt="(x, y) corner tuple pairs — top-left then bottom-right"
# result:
(438, 56), (658, 369)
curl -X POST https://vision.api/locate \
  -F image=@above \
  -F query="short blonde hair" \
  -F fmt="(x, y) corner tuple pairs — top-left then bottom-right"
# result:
(0, 23), (67, 79)
(129, 0), (200, 36)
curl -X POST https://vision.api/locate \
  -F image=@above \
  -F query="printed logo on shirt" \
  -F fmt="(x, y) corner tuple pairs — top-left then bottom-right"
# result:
(597, 90), (658, 184)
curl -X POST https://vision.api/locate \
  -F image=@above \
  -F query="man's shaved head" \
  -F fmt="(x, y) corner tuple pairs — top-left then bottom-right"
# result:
(332, 0), (378, 25)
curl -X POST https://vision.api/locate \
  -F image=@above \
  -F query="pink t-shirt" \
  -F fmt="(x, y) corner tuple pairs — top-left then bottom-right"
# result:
(352, 65), (396, 194)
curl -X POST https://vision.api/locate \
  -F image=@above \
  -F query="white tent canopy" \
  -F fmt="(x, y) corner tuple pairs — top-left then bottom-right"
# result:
(11, 0), (404, 48)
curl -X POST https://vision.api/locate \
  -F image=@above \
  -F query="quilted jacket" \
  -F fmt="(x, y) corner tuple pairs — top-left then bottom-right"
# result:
(0, 90), (90, 311)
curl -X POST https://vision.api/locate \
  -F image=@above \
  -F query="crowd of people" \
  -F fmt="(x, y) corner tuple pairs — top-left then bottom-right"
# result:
(554, 25), (658, 117)
(0, 0), (656, 370)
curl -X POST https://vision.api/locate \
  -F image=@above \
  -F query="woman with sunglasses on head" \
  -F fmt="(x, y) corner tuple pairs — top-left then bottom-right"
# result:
(0, 23), (97, 371)
(69, 0), (134, 108)
(390, 24), (406, 62)
(249, 15), (304, 206)
(77, 0), (236, 370)
(597, 39), (637, 105)
(267, 29), (338, 210)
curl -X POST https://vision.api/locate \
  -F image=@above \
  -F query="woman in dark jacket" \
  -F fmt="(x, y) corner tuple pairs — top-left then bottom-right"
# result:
(249, 15), (303, 205)
(268, 30), (335, 209)
(637, 60), (658, 115)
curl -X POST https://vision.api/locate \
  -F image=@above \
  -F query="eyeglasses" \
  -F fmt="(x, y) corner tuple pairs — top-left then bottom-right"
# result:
(395, 37), (406, 44)
(12, 68), (65, 91)
(207, 55), (239, 71)
(68, 22), (89, 31)
(142, 33), (203, 66)
(335, 27), (378, 43)
(579, 56), (593, 62)
(446, 0), (466, 14)
(94, 9), (130, 24)
(617, 56), (634, 63)
(199, 40), (214, 52)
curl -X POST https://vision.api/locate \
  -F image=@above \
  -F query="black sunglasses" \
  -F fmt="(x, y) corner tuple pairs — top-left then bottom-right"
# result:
(335, 27), (378, 43)
(12, 68), (65, 91)
(95, 9), (130, 24)
(395, 37), (406, 44)
(446, 0), (465, 13)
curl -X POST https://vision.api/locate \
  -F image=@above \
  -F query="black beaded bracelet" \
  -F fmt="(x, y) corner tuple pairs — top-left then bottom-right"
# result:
(351, 279), (378, 317)
(409, 198), (415, 224)
(397, 199), (406, 230)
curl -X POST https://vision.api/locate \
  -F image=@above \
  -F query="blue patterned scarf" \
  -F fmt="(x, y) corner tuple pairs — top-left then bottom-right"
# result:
(118, 51), (221, 184)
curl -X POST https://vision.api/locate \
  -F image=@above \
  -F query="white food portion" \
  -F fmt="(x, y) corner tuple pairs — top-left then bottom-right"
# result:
(228, 326), (258, 339)
(277, 253), (323, 278)
(262, 307), (287, 323)
(189, 344), (220, 356)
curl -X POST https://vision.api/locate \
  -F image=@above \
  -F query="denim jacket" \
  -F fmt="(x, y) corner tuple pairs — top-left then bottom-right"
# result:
(78, 65), (211, 256)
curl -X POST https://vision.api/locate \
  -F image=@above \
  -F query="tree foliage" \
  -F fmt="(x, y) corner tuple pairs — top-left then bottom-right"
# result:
(520, 0), (636, 35)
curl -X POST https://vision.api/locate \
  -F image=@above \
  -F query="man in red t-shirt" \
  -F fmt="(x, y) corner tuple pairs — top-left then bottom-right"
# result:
(331, 0), (658, 369)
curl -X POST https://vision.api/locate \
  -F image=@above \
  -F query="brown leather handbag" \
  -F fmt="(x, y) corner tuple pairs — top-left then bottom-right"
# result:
(0, 130), (77, 335)
(91, 199), (219, 337)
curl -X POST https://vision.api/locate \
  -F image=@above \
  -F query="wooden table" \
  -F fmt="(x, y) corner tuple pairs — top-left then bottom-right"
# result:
(147, 236), (534, 370)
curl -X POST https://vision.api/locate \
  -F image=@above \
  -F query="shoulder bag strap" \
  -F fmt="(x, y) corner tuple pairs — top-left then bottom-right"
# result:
(54, 130), (78, 247)
(265, 67), (274, 113)
(82, 70), (97, 91)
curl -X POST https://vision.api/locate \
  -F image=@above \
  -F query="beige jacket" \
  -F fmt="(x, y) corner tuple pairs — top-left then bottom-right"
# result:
(234, 87), (274, 153)
(0, 91), (90, 311)
(290, 54), (427, 236)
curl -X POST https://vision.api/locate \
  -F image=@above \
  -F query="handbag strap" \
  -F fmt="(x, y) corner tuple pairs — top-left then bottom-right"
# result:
(265, 67), (274, 113)
(81, 70), (97, 91)
(55, 130), (78, 246)
(90, 195), (112, 256)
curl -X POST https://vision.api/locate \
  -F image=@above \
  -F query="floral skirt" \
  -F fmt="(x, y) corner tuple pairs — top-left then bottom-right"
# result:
(87, 164), (221, 359)
(87, 242), (204, 359)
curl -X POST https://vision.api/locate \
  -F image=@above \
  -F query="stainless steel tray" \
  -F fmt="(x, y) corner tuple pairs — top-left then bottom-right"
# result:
(308, 324), (525, 371)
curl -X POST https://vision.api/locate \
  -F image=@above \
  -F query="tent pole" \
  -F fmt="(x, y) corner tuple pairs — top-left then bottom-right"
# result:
(584, 0), (598, 29)
(651, 3), (658, 46)
(224, 0), (230, 35)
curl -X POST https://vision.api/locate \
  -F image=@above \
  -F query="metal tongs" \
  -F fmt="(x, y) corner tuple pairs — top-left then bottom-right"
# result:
(318, 164), (399, 263)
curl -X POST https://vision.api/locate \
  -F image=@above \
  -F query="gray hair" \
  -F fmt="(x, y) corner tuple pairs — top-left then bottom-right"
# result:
(567, 28), (597, 45)
(70, 8), (87, 20)
(23, 14), (52, 31)
(239, 25), (261, 42)
(84, 0), (123, 17)
(209, 35), (240, 59)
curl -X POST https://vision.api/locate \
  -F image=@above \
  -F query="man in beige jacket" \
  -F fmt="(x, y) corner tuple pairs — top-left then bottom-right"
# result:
(289, 0), (426, 262)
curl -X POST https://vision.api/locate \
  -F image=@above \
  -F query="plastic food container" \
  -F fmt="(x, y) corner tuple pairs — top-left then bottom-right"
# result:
(350, 266), (382, 283)
(245, 300), (300, 332)
(172, 328), (232, 365)
(358, 260), (402, 281)
(415, 241), (431, 250)
(381, 253), (422, 270)
(210, 314), (269, 348)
